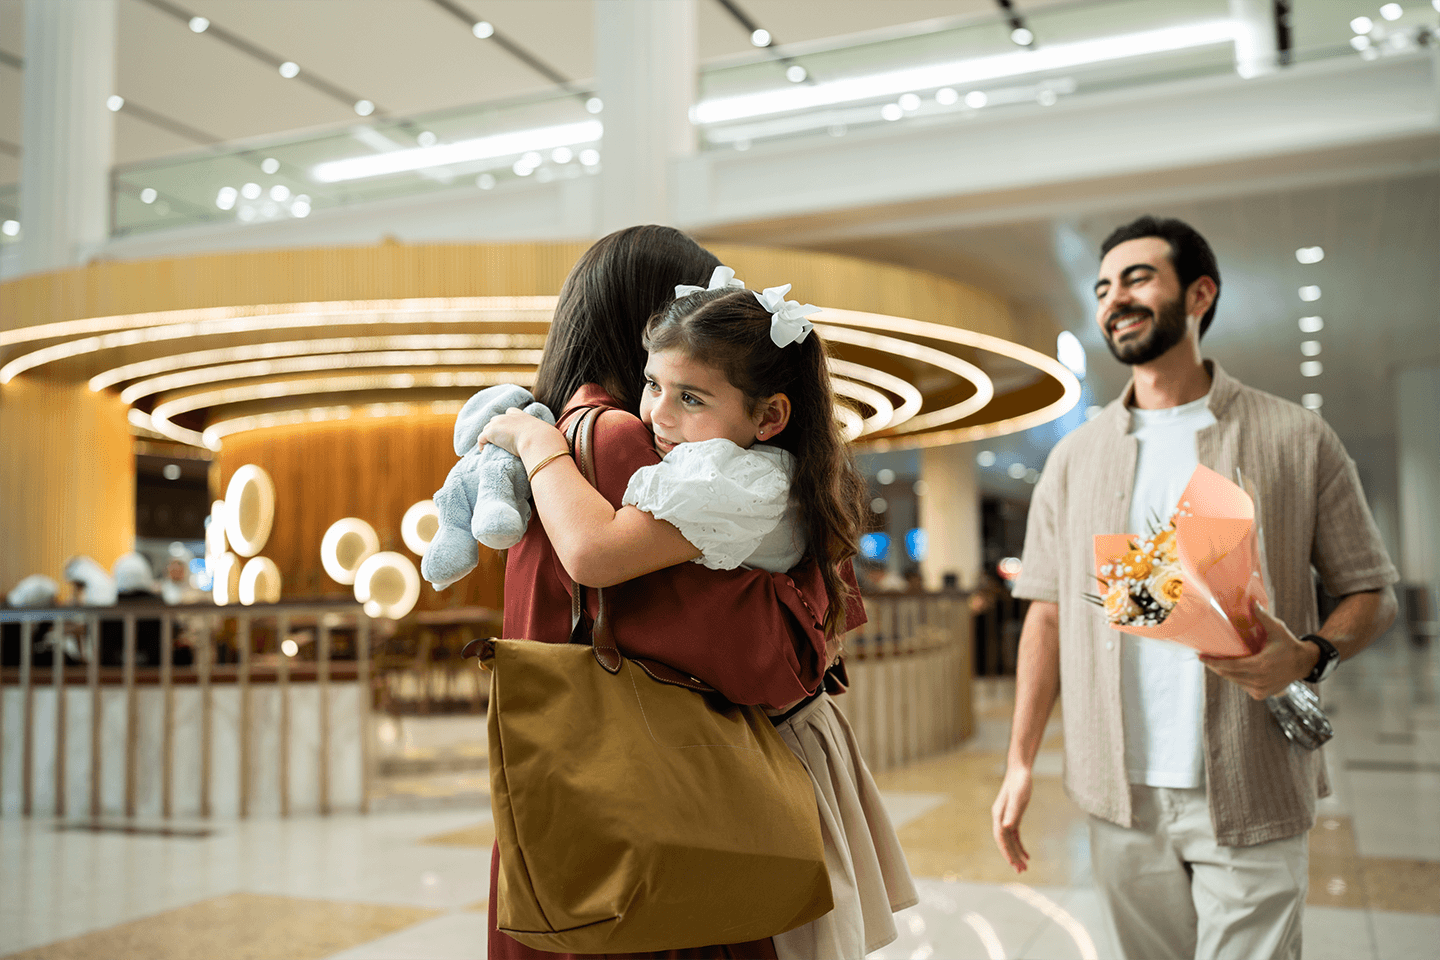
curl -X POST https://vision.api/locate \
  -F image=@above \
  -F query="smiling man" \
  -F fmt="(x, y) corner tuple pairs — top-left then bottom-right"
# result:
(991, 215), (1398, 960)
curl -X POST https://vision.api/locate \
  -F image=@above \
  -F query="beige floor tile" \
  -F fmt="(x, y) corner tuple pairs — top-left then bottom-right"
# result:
(1358, 857), (1440, 915)
(419, 821), (496, 848)
(0, 892), (439, 960)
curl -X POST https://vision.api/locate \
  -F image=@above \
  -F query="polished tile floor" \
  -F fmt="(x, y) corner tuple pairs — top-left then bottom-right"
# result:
(3, 629), (1436, 960)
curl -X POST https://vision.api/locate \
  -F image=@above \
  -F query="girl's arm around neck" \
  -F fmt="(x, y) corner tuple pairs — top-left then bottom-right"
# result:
(479, 410), (701, 587)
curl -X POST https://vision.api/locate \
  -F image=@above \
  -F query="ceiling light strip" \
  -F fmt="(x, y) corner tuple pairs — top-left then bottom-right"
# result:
(817, 325), (995, 430)
(828, 358), (923, 429)
(120, 348), (545, 404)
(312, 120), (603, 183)
(203, 400), (469, 447)
(829, 377), (895, 433)
(91, 333), (549, 391)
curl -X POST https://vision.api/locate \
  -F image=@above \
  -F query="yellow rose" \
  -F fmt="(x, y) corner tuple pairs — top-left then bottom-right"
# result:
(1122, 549), (1154, 580)
(1103, 582), (1140, 622)
(1148, 565), (1185, 610)
(1152, 528), (1179, 563)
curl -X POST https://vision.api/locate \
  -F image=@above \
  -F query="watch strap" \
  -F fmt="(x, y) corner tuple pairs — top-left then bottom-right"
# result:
(1301, 634), (1339, 683)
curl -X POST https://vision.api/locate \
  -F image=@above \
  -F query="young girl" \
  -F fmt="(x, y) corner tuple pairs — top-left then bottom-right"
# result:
(480, 266), (918, 960)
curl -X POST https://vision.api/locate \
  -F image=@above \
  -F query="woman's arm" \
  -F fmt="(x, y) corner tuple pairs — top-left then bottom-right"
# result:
(479, 409), (701, 586)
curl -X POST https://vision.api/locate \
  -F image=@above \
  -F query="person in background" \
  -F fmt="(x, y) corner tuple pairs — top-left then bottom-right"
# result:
(991, 215), (1397, 960)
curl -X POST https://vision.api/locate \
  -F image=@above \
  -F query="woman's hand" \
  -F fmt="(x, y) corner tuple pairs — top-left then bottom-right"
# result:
(478, 408), (568, 464)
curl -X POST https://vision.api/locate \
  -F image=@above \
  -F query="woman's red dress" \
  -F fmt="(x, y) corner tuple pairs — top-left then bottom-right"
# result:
(487, 384), (858, 960)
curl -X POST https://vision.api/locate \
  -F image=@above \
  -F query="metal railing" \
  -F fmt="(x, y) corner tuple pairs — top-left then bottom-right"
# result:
(1, 602), (372, 818)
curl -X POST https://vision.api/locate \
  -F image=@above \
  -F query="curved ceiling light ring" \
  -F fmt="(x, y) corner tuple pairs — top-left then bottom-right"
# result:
(90, 333), (550, 392)
(204, 400), (468, 446)
(827, 359), (924, 430)
(119, 348), (545, 404)
(828, 377), (896, 434)
(816, 324), (995, 430)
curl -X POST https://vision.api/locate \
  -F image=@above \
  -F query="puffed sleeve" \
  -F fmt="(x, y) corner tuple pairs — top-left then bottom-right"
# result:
(623, 439), (792, 570)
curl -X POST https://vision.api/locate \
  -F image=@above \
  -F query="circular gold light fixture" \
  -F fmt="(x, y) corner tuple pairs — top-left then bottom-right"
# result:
(401, 500), (441, 556)
(224, 464), (276, 557)
(353, 551), (421, 619)
(320, 518), (380, 586)
(238, 556), (282, 604)
(212, 552), (242, 605)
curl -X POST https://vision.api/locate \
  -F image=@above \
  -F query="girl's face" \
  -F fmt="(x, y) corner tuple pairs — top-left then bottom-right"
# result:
(640, 348), (763, 456)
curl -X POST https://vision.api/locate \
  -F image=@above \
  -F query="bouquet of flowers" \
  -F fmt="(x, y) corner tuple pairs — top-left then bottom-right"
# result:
(1090, 465), (1332, 749)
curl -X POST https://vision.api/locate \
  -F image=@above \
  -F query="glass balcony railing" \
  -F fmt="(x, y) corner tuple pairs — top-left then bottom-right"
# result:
(86, 0), (1434, 240)
(111, 87), (601, 238)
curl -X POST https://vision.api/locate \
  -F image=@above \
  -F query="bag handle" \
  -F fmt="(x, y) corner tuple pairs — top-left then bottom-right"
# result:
(564, 406), (623, 674)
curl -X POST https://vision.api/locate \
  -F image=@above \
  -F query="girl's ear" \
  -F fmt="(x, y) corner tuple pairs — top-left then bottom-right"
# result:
(754, 393), (792, 441)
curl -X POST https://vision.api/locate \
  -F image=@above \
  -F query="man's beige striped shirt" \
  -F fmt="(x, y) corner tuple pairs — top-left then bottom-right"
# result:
(1014, 362), (1397, 846)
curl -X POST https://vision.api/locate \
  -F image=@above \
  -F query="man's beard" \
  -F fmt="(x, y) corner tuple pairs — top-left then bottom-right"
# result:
(1102, 295), (1187, 366)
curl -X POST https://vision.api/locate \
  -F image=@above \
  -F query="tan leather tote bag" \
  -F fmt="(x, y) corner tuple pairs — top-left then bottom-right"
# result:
(469, 406), (832, 954)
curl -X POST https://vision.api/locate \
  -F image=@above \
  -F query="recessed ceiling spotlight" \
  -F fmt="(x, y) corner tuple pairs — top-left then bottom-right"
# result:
(270, 184), (291, 202)
(786, 65), (807, 83)
(977, 450), (996, 467)
(585, 97), (603, 114)
(1037, 88), (1058, 106)
(216, 186), (238, 210)
(1011, 27), (1034, 46)
(1299, 315), (1324, 333)
(1380, 3), (1403, 20)
(579, 148), (600, 166)
(241, 182), (262, 200)
(279, 61), (299, 79)
(163, 463), (181, 480)
(1301, 340), (1322, 357)
(140, 187), (158, 204)
(1298, 285), (1321, 302)
(881, 103), (904, 121)
(1295, 245), (1325, 263)
(472, 20), (494, 39)
(750, 28), (772, 47)
(1007, 462), (1028, 479)
(965, 90), (988, 108)
(417, 130), (438, 147)
(260, 157), (280, 174)
(521, 151), (543, 166)
(1302, 393), (1323, 410)
(512, 160), (535, 176)
(476, 173), (496, 189)
(551, 146), (573, 163)
(106, 95), (125, 112)
(2, 220), (20, 237)
(1301, 360), (1323, 377)
(354, 99), (375, 117)
(290, 198), (311, 218)
(1350, 35), (1372, 51)
(935, 87), (959, 105)
(188, 16), (209, 33)
(898, 93), (921, 111)
(1350, 16), (1374, 33)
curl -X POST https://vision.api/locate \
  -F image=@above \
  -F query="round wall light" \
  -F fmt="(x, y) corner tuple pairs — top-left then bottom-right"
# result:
(401, 500), (441, 556)
(353, 551), (421, 619)
(238, 556), (282, 605)
(320, 518), (380, 585)
(212, 552), (242, 605)
(224, 464), (276, 557)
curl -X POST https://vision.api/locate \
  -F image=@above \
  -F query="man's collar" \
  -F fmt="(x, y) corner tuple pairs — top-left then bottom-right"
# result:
(1111, 360), (1236, 433)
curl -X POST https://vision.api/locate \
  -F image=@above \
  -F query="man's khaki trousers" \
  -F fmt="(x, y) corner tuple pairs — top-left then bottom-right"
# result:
(1088, 785), (1308, 960)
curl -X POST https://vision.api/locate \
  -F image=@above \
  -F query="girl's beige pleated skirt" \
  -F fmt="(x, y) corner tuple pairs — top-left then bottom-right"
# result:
(769, 693), (919, 960)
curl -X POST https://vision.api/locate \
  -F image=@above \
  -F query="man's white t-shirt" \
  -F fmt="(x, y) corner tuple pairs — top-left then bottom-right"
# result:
(1122, 393), (1216, 788)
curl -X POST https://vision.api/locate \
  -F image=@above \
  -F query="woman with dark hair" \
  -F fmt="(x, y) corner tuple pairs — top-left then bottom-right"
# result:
(489, 226), (861, 960)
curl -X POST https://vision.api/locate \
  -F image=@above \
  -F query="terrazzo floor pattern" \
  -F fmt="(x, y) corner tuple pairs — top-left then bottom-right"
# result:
(3, 631), (1436, 960)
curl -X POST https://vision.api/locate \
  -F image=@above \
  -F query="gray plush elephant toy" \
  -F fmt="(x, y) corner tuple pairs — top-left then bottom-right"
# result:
(421, 384), (555, 590)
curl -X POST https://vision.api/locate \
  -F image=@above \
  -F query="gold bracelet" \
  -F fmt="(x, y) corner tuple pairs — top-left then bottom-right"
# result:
(526, 450), (571, 483)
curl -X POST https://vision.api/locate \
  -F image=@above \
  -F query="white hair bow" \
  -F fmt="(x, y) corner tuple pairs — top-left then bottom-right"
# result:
(675, 265), (745, 299)
(755, 284), (819, 348)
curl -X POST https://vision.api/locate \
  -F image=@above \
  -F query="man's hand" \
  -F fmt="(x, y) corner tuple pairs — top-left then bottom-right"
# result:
(991, 765), (1034, 873)
(1199, 601), (1320, 700)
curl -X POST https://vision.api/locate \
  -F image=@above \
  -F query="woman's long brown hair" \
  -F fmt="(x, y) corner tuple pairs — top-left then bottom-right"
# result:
(533, 225), (721, 414)
(644, 288), (868, 646)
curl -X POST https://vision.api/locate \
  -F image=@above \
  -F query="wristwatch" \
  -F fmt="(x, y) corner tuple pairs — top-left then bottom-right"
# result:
(1301, 634), (1339, 683)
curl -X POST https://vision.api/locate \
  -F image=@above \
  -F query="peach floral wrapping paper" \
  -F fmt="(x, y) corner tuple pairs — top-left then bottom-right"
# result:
(1093, 465), (1269, 659)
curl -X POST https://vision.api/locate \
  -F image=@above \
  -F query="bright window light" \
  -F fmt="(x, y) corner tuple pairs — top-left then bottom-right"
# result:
(693, 20), (1238, 125)
(312, 120), (603, 183)
(1057, 330), (1086, 377)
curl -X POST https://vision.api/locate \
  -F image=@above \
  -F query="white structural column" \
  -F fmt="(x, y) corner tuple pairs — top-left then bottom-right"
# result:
(1396, 365), (1440, 605)
(918, 445), (982, 592)
(19, 0), (117, 275)
(1228, 0), (1280, 79)
(592, 0), (697, 234)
